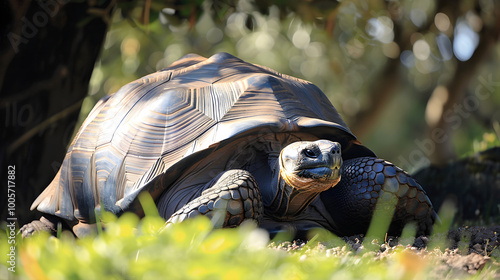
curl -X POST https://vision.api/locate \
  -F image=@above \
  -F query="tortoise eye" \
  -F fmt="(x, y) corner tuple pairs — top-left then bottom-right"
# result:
(304, 149), (317, 158)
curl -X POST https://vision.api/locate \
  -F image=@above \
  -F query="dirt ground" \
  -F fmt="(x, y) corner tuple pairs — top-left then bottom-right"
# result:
(342, 225), (500, 274)
(282, 225), (500, 275)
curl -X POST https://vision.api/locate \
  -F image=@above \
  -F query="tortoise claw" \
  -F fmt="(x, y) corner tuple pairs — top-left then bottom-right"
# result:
(20, 216), (59, 238)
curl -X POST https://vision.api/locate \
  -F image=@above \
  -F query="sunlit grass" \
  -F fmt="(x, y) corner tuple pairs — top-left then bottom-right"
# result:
(428, 198), (458, 251)
(1, 197), (498, 280)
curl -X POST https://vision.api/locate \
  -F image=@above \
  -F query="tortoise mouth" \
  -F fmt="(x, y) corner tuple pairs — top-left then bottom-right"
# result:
(283, 165), (341, 192)
(295, 166), (339, 180)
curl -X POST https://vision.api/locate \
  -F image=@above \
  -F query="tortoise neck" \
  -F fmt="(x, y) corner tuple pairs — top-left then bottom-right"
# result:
(267, 163), (322, 218)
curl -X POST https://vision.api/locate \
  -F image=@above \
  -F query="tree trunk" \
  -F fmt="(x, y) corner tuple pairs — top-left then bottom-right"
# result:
(0, 0), (114, 226)
(426, 6), (500, 165)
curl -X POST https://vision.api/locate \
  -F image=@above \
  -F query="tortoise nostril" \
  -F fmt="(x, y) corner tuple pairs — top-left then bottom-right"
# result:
(330, 145), (341, 154)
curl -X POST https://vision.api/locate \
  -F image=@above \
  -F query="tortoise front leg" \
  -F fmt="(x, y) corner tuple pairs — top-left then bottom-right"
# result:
(20, 215), (63, 238)
(321, 157), (437, 236)
(166, 170), (264, 228)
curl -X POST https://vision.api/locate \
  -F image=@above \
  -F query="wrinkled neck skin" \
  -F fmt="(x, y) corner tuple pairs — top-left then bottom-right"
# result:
(266, 160), (325, 219)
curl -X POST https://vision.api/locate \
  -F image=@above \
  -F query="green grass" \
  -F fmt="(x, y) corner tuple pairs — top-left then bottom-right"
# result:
(1, 212), (498, 280)
(1, 195), (499, 279)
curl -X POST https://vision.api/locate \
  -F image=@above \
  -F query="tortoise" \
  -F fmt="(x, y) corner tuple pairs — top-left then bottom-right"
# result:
(21, 53), (436, 238)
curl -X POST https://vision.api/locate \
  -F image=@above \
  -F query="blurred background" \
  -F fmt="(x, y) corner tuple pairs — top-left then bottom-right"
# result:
(1, 0), (500, 225)
(85, 0), (500, 173)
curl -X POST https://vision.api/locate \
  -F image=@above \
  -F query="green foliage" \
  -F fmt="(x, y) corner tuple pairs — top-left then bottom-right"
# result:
(80, 0), (500, 171)
(1, 213), (498, 279)
(472, 132), (500, 155)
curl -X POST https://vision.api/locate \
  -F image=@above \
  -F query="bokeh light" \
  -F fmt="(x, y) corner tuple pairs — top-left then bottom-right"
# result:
(82, 0), (500, 170)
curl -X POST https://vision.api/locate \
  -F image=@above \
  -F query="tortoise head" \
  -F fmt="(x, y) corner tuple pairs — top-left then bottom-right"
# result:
(267, 140), (342, 218)
(280, 140), (342, 192)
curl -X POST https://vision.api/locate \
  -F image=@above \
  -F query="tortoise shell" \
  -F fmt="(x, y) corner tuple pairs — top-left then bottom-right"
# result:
(32, 52), (373, 223)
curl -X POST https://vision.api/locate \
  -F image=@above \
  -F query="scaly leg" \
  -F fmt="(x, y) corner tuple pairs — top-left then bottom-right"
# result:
(166, 169), (264, 228)
(321, 157), (437, 236)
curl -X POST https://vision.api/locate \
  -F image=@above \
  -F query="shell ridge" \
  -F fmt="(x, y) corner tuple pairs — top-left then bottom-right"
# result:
(94, 73), (176, 203)
(108, 75), (173, 144)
